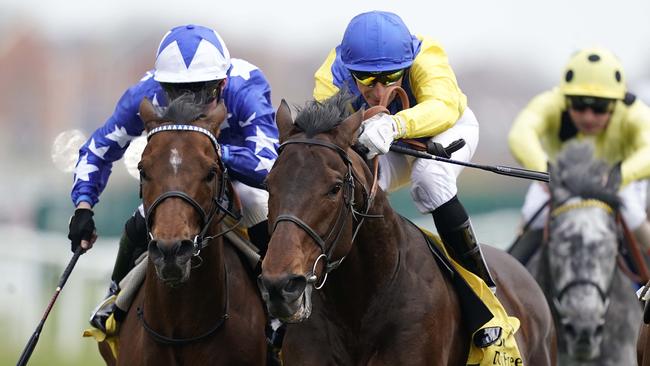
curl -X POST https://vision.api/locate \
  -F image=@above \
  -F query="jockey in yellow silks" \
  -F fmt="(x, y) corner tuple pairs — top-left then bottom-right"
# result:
(508, 47), (650, 254)
(313, 11), (496, 293)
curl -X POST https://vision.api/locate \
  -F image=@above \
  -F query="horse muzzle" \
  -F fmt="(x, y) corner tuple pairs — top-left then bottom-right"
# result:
(148, 239), (195, 286)
(257, 274), (313, 323)
(562, 322), (604, 361)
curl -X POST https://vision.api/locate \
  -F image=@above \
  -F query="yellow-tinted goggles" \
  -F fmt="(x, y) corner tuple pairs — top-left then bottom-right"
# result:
(351, 69), (405, 87)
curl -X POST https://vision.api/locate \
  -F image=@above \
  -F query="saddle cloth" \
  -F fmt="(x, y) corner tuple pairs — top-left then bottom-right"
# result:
(82, 223), (258, 359)
(419, 228), (524, 366)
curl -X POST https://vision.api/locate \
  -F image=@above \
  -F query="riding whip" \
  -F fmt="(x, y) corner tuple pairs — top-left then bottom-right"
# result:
(389, 144), (550, 183)
(362, 85), (549, 183)
(16, 246), (83, 366)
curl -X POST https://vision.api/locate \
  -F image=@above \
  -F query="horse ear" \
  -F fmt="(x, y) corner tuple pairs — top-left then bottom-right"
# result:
(203, 100), (228, 136)
(337, 108), (364, 146)
(139, 98), (161, 131)
(276, 99), (295, 143)
(549, 162), (571, 203)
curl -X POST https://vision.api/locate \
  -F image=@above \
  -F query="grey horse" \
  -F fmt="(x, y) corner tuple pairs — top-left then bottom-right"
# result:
(527, 141), (642, 365)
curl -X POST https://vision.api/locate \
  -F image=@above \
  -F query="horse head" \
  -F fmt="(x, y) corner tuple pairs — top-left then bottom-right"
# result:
(258, 93), (374, 323)
(547, 141), (622, 360)
(138, 94), (228, 287)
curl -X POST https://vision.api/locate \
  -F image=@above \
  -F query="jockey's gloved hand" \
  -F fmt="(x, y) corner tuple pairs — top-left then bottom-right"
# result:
(68, 208), (95, 253)
(426, 139), (466, 158)
(427, 141), (451, 158)
(358, 113), (401, 159)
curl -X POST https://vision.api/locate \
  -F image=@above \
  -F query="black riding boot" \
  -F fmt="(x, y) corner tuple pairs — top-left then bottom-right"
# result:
(433, 196), (496, 291)
(248, 220), (271, 258)
(89, 213), (147, 332)
(508, 228), (543, 266)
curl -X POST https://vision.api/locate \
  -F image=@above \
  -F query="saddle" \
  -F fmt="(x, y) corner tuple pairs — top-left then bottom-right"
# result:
(82, 225), (261, 358)
(411, 221), (524, 365)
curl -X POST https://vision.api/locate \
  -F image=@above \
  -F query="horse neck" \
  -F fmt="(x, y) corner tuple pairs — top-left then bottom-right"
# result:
(323, 187), (405, 322)
(144, 233), (227, 327)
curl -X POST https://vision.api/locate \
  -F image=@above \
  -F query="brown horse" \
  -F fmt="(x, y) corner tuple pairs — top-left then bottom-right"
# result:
(258, 94), (556, 365)
(639, 323), (650, 365)
(99, 95), (267, 365)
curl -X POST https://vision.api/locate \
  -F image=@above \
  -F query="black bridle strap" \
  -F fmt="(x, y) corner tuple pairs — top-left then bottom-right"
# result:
(137, 262), (230, 346)
(274, 214), (327, 253)
(146, 191), (209, 225)
(555, 278), (609, 304)
(273, 137), (378, 280)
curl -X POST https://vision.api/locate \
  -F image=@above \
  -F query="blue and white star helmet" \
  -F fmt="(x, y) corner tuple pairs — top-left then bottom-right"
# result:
(154, 24), (231, 83)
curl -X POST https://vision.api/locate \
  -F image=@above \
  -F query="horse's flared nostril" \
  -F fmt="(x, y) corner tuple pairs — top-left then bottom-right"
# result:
(177, 239), (195, 258)
(259, 274), (307, 303)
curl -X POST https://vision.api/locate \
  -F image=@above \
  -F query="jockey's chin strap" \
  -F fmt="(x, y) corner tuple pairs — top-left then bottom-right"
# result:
(273, 138), (382, 289)
(143, 124), (242, 257)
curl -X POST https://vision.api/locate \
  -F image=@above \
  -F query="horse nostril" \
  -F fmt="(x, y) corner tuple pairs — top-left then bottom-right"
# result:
(283, 275), (307, 297)
(148, 240), (163, 259)
(594, 324), (604, 337)
(259, 274), (307, 303)
(177, 239), (195, 257)
(563, 323), (577, 337)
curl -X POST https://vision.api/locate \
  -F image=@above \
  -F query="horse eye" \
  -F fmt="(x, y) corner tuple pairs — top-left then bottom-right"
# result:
(139, 169), (149, 181)
(205, 169), (217, 182)
(329, 183), (342, 196)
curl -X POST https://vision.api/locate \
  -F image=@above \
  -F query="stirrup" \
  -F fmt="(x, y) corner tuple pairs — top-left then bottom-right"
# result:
(473, 326), (502, 348)
(89, 294), (117, 333)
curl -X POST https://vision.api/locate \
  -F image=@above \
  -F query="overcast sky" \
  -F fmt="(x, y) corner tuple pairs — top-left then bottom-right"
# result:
(3, 0), (650, 82)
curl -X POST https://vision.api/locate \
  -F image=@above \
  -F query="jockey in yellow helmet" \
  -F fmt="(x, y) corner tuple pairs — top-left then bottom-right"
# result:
(313, 11), (496, 292)
(508, 47), (650, 260)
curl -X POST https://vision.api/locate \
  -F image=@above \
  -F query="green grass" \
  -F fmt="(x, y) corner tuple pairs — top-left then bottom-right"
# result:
(3, 319), (105, 366)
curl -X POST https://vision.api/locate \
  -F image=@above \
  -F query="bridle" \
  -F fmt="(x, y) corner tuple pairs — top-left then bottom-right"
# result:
(272, 138), (381, 289)
(137, 123), (241, 345)
(142, 124), (242, 257)
(548, 198), (616, 317)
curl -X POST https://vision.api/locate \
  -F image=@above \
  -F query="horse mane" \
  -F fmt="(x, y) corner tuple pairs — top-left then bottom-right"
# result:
(294, 90), (356, 137)
(553, 141), (621, 210)
(160, 92), (207, 124)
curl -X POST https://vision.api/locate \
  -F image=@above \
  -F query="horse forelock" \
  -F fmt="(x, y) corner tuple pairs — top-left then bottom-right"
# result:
(552, 141), (621, 210)
(160, 92), (209, 125)
(294, 90), (356, 138)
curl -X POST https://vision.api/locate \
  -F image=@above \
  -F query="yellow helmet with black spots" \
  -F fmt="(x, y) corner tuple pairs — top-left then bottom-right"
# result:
(560, 47), (626, 100)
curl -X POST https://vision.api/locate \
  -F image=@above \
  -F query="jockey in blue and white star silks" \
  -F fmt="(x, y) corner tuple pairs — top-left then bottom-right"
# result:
(71, 25), (277, 225)
(67, 24), (278, 333)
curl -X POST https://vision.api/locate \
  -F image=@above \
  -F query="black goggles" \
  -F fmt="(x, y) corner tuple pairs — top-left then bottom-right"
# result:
(350, 69), (405, 87)
(567, 96), (615, 114)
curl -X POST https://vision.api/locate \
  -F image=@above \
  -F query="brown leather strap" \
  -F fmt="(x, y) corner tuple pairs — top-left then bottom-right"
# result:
(618, 214), (650, 283)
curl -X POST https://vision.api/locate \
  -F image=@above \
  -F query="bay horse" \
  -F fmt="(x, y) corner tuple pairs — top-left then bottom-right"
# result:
(640, 322), (650, 366)
(526, 142), (641, 365)
(258, 93), (556, 365)
(98, 95), (267, 365)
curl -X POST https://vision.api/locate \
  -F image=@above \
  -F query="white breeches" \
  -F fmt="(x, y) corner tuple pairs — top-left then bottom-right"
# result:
(521, 179), (648, 230)
(378, 107), (480, 213)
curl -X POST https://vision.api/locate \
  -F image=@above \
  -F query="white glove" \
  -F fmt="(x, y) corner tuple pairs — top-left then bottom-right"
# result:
(358, 113), (400, 159)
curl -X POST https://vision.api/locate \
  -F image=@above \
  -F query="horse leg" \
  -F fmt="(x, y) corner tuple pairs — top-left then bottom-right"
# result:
(98, 341), (116, 366)
(639, 324), (650, 366)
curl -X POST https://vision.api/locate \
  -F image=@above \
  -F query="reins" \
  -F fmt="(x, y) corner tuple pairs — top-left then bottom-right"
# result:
(138, 123), (241, 345)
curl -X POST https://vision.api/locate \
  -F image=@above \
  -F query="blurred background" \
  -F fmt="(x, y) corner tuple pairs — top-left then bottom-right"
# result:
(1, 0), (649, 364)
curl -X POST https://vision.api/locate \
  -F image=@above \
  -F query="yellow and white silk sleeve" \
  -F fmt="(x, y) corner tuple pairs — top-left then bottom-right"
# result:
(621, 101), (650, 185)
(508, 91), (563, 172)
(394, 37), (467, 139)
(313, 48), (340, 102)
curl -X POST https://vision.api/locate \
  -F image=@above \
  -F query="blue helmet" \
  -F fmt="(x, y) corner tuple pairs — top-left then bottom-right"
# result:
(340, 11), (420, 72)
(154, 24), (231, 83)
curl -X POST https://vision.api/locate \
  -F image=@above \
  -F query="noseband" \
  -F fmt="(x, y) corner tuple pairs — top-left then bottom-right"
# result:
(142, 124), (241, 256)
(273, 138), (381, 289)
